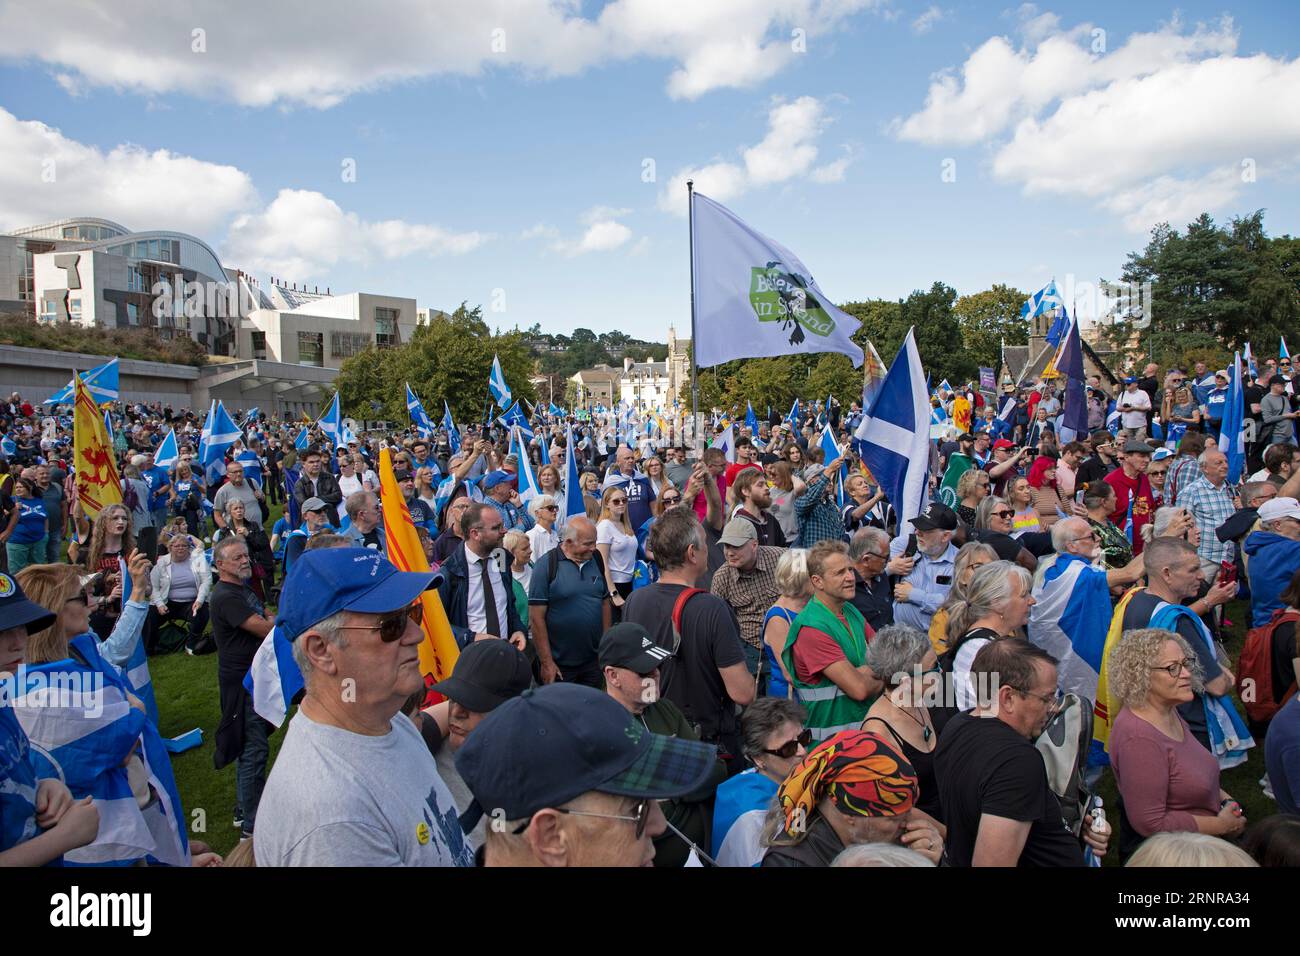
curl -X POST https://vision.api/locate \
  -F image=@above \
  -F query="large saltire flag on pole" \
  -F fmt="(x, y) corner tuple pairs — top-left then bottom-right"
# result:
(1219, 350), (1246, 484)
(691, 191), (864, 368)
(406, 383), (435, 438)
(73, 372), (122, 520)
(1056, 317), (1089, 444)
(378, 446), (460, 702)
(488, 354), (512, 410)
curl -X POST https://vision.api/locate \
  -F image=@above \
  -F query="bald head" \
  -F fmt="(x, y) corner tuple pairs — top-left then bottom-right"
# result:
(562, 516), (598, 563)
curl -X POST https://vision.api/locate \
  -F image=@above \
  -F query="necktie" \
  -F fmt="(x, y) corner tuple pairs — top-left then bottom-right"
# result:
(480, 558), (501, 637)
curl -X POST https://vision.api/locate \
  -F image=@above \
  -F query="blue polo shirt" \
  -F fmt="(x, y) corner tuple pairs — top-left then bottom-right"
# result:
(527, 551), (608, 669)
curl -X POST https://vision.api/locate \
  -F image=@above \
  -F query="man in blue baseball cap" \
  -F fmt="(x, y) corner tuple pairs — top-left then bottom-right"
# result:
(455, 682), (719, 867)
(481, 468), (533, 533)
(254, 547), (473, 867)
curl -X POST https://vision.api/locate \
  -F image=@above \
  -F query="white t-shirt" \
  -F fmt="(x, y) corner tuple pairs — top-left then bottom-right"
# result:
(254, 709), (473, 867)
(597, 518), (639, 583)
(338, 474), (364, 519)
(1119, 388), (1151, 429)
(953, 637), (994, 711)
(527, 524), (559, 563)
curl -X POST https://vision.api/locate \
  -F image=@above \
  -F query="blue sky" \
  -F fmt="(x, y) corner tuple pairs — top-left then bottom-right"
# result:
(1, 0), (1297, 342)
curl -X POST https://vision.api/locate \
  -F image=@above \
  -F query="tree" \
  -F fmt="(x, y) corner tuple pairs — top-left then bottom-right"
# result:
(804, 354), (862, 408)
(899, 282), (974, 383)
(953, 284), (1029, 372)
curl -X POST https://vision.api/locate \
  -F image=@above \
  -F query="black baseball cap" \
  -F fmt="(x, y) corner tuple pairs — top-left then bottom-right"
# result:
(911, 502), (958, 532)
(431, 639), (531, 713)
(454, 683), (717, 827)
(0, 572), (56, 635)
(598, 622), (673, 675)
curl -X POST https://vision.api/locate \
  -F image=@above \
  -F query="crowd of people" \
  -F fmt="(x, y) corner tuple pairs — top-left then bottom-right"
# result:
(1, 364), (1299, 869)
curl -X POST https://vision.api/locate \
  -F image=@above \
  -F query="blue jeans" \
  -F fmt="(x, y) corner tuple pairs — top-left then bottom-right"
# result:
(6, 536), (47, 576)
(236, 692), (271, 835)
(43, 530), (63, 565)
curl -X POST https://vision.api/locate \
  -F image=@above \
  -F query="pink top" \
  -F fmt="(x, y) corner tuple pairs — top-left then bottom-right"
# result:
(1110, 708), (1220, 836)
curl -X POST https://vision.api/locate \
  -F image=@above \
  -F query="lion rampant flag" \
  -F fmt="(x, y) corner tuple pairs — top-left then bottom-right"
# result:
(74, 373), (121, 520)
(952, 395), (972, 434)
(377, 446), (459, 702)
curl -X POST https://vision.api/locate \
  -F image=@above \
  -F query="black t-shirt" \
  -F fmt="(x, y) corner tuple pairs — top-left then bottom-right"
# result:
(1244, 383), (1265, 426)
(1271, 620), (1299, 705)
(1074, 454), (1114, 491)
(974, 530), (1022, 563)
(210, 581), (267, 681)
(1121, 590), (1223, 747)
(851, 571), (894, 633)
(361, 527), (383, 550)
(935, 710), (1085, 867)
(622, 583), (746, 746)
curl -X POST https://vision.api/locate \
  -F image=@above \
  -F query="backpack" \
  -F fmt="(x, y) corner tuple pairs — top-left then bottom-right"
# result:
(1035, 692), (1094, 835)
(1238, 608), (1300, 724)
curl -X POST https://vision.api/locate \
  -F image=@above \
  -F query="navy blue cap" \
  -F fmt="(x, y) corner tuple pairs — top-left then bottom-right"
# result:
(274, 547), (440, 641)
(455, 683), (717, 825)
(482, 470), (516, 491)
(0, 572), (56, 636)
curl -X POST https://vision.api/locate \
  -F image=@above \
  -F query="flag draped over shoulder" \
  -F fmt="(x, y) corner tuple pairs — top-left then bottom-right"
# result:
(1027, 554), (1113, 705)
(74, 373), (122, 520)
(378, 447), (460, 700)
(691, 191), (863, 368)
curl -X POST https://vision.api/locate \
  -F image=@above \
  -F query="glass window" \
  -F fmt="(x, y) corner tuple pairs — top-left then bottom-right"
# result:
(39, 299), (57, 322)
(63, 226), (77, 238)
(68, 296), (82, 319)
(375, 306), (400, 348)
(331, 331), (371, 358)
(298, 331), (323, 367)
(251, 330), (267, 359)
(126, 303), (139, 326)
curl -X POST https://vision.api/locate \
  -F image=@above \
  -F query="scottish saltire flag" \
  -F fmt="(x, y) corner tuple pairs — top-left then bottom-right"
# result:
(564, 425), (584, 524)
(854, 328), (931, 528)
(488, 354), (512, 409)
(1282, 336), (1291, 361)
(787, 399), (800, 426)
(317, 392), (344, 449)
(1106, 404), (1121, 436)
(201, 401), (241, 485)
(0, 434), (14, 457)
(711, 424), (736, 463)
(116, 558), (157, 726)
(283, 466), (302, 527)
(537, 429), (551, 466)
(1123, 493), (1135, 544)
(929, 401), (949, 440)
(244, 627), (304, 728)
(103, 409), (115, 444)
(1244, 342), (1257, 378)
(818, 423), (846, 508)
(1220, 350), (1246, 484)
(294, 426), (309, 451)
(406, 384), (435, 438)
(1057, 318), (1089, 443)
(236, 448), (263, 489)
(44, 357), (120, 405)
(936, 378), (952, 395)
(1027, 553), (1114, 704)
(498, 401), (534, 441)
(154, 428), (179, 469)
(14, 633), (189, 866)
(1021, 281), (1068, 338)
(441, 401), (461, 455)
(512, 426), (541, 503)
(745, 401), (760, 434)
(691, 191), (864, 368)
(998, 395), (1017, 422)
(241, 407), (260, 432)
(711, 771), (779, 867)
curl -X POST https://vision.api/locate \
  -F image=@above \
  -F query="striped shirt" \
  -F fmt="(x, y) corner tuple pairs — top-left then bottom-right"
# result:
(1181, 476), (1236, 566)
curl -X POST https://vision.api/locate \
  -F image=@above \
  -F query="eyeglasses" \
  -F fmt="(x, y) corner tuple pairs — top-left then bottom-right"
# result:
(540, 504), (559, 512)
(762, 728), (813, 759)
(1017, 687), (1064, 710)
(1150, 658), (1195, 678)
(609, 497), (627, 505)
(512, 798), (651, 837)
(1070, 531), (1099, 543)
(336, 602), (424, 643)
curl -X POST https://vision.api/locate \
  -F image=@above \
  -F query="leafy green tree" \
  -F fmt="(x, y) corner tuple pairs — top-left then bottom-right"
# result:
(953, 284), (1029, 372)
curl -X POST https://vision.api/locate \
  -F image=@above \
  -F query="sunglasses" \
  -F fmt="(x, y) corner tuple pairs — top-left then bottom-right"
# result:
(336, 602), (424, 643)
(992, 509), (1015, 519)
(763, 728), (813, 759)
(609, 497), (627, 505)
(661, 495), (681, 504)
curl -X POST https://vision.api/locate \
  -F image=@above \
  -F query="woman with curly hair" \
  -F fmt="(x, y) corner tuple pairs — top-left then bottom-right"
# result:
(759, 729), (942, 867)
(83, 503), (136, 640)
(1107, 627), (1247, 861)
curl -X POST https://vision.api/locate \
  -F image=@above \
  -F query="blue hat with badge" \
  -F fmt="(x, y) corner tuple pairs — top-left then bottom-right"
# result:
(274, 547), (441, 642)
(0, 572), (57, 635)
(481, 469), (516, 490)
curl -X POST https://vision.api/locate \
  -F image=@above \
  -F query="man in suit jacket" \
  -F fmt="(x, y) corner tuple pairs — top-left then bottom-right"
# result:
(436, 501), (527, 652)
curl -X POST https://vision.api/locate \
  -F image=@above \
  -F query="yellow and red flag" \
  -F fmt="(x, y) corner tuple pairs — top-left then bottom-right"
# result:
(952, 395), (972, 434)
(377, 446), (459, 702)
(73, 373), (121, 520)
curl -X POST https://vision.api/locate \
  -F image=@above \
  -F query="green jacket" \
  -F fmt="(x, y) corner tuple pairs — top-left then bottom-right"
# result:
(781, 596), (871, 742)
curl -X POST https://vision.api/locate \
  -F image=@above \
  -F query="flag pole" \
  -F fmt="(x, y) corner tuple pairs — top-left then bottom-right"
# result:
(687, 179), (701, 456)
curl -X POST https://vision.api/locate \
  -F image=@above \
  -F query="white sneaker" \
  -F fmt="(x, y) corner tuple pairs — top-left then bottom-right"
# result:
(1261, 774), (1275, 801)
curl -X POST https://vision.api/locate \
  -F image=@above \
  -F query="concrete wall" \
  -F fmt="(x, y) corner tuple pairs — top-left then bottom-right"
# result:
(0, 344), (198, 406)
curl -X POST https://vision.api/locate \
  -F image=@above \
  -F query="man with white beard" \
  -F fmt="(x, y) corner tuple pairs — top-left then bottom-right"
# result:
(1026, 517), (1144, 705)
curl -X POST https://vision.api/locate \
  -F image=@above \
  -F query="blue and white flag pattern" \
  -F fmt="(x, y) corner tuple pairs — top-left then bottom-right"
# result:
(1219, 350), (1246, 484)
(498, 401), (533, 442)
(406, 384), (435, 439)
(564, 425), (585, 525)
(244, 627), (304, 729)
(1027, 553), (1113, 707)
(853, 328), (931, 528)
(154, 428), (179, 469)
(317, 392), (344, 449)
(44, 357), (120, 405)
(511, 426), (541, 503)
(711, 424), (736, 463)
(294, 426), (310, 451)
(1021, 280), (1069, 346)
(236, 448), (263, 489)
(201, 401), (241, 484)
(488, 354), (512, 409)
(443, 401), (461, 455)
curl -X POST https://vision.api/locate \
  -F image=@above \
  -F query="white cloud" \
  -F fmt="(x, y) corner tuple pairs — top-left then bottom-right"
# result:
(0, 0), (883, 108)
(911, 6), (945, 35)
(549, 205), (634, 256)
(225, 189), (489, 277)
(519, 222), (559, 241)
(659, 95), (850, 214)
(0, 106), (257, 235)
(893, 15), (1300, 231)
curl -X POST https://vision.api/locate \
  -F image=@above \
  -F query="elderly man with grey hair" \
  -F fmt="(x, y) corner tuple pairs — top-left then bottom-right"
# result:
(526, 493), (560, 562)
(212, 459), (265, 531)
(528, 515), (611, 687)
(254, 547), (473, 867)
(848, 526), (894, 632)
(1178, 449), (1235, 584)
(1026, 516), (1144, 705)
(341, 489), (386, 554)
